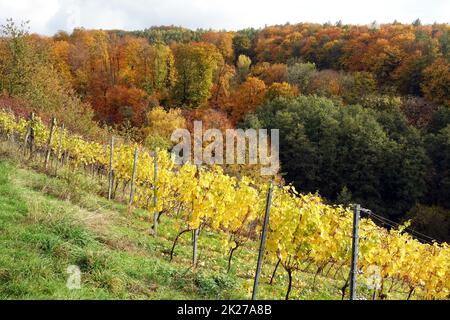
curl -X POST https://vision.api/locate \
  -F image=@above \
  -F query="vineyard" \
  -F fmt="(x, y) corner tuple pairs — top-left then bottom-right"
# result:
(0, 109), (449, 300)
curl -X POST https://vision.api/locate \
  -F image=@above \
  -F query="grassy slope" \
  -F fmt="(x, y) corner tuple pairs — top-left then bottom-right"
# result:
(0, 148), (369, 300)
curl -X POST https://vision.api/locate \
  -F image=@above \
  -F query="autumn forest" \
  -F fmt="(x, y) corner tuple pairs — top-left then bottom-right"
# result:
(0, 19), (449, 242)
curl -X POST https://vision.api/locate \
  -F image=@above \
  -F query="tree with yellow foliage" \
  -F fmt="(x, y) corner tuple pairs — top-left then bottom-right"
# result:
(265, 82), (298, 101)
(142, 106), (186, 149)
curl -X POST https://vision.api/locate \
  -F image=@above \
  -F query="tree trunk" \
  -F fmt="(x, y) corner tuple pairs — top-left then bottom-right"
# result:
(269, 259), (281, 285)
(407, 287), (415, 300)
(341, 275), (350, 300)
(285, 268), (293, 300)
(170, 229), (191, 261)
(227, 242), (240, 273)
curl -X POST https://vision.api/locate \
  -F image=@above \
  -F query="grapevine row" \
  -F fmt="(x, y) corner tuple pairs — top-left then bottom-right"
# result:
(0, 110), (448, 300)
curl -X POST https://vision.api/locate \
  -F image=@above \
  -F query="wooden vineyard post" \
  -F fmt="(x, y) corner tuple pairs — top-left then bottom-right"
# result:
(108, 136), (114, 200)
(55, 123), (64, 174)
(349, 204), (360, 300)
(44, 117), (56, 169)
(192, 229), (199, 268)
(192, 164), (201, 268)
(152, 150), (158, 236)
(8, 109), (15, 146)
(63, 150), (70, 168)
(128, 147), (138, 206)
(252, 180), (274, 300)
(23, 112), (35, 157)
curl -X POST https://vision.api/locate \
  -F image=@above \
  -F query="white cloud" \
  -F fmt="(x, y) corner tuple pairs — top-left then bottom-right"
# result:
(0, 0), (448, 35)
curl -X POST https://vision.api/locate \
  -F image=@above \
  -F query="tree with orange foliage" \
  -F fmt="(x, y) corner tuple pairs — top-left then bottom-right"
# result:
(231, 76), (266, 122)
(201, 108), (233, 131)
(250, 62), (287, 85)
(201, 31), (234, 64)
(308, 70), (342, 98)
(421, 58), (449, 107)
(102, 85), (149, 127)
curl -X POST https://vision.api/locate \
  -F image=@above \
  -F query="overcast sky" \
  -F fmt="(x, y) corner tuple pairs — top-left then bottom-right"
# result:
(1, 0), (448, 35)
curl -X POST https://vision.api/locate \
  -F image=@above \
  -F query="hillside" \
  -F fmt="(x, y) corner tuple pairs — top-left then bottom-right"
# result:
(0, 148), (358, 300)
(1, 19), (449, 242)
(1, 106), (449, 300)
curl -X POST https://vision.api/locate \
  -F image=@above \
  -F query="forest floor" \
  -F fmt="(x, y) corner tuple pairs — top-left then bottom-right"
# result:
(0, 141), (391, 300)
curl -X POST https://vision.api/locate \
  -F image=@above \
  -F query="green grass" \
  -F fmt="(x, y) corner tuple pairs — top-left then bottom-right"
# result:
(0, 144), (401, 300)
